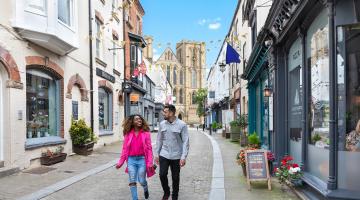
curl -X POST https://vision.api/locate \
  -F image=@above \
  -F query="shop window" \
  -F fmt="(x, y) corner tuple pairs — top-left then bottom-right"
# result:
(26, 70), (59, 139)
(288, 38), (303, 164)
(99, 87), (113, 131)
(337, 23), (360, 192)
(306, 9), (329, 182)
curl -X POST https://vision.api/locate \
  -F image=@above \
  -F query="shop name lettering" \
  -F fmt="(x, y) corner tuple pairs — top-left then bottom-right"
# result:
(96, 68), (115, 83)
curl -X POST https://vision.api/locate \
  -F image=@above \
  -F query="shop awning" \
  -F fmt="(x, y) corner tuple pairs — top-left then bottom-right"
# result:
(241, 42), (269, 83)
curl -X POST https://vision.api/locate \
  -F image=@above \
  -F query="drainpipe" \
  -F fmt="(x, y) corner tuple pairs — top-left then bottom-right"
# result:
(88, 0), (94, 132)
(327, 0), (337, 190)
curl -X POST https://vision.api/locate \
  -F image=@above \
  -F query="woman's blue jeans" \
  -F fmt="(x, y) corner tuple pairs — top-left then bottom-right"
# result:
(127, 156), (148, 200)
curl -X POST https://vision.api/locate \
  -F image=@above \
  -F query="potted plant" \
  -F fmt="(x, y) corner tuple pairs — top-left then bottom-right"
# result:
(267, 151), (275, 175)
(248, 132), (261, 148)
(40, 146), (67, 166)
(216, 123), (223, 134)
(238, 114), (248, 146)
(230, 120), (241, 142)
(236, 147), (257, 177)
(211, 122), (218, 132)
(69, 119), (98, 156)
(275, 155), (303, 187)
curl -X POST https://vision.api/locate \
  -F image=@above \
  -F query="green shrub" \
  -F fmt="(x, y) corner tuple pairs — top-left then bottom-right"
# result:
(69, 119), (96, 145)
(248, 132), (261, 146)
(211, 122), (218, 130)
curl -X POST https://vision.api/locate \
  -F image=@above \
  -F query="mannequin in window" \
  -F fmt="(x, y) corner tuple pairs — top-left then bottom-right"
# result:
(346, 119), (360, 152)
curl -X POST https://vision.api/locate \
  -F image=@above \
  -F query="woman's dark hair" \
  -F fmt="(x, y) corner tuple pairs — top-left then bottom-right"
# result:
(122, 114), (150, 136)
(164, 104), (176, 114)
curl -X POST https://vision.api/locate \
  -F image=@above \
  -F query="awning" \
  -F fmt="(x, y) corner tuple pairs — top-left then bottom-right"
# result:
(241, 42), (269, 83)
(128, 32), (147, 48)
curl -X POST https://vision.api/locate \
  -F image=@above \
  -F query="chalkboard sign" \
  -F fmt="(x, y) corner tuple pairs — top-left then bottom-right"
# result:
(245, 150), (271, 190)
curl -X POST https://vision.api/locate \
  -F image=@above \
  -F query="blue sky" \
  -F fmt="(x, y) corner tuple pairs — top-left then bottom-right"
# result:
(141, 0), (238, 70)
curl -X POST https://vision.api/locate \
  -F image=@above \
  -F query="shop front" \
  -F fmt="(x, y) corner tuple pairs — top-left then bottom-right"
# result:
(266, 0), (360, 198)
(242, 42), (271, 150)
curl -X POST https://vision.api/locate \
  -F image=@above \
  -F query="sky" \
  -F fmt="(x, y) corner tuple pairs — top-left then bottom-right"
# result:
(141, 0), (238, 71)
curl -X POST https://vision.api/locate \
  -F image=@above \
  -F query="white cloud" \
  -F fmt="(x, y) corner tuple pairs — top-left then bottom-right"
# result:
(153, 48), (158, 53)
(198, 19), (207, 26)
(208, 22), (221, 30)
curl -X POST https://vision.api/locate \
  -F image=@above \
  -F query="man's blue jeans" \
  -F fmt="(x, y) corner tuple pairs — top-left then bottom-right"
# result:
(128, 156), (148, 200)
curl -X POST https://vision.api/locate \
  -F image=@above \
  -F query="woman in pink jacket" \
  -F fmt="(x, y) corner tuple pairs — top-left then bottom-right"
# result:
(116, 114), (155, 200)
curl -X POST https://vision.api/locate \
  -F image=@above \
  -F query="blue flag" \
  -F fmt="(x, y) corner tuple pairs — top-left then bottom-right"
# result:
(226, 43), (241, 64)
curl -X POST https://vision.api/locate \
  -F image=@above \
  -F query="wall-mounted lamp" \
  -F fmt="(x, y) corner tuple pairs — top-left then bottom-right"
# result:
(219, 62), (226, 73)
(264, 85), (272, 97)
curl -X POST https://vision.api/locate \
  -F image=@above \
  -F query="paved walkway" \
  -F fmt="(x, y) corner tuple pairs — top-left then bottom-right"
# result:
(0, 129), (299, 200)
(210, 131), (299, 200)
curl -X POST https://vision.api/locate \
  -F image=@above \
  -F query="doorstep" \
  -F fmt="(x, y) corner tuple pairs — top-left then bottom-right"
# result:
(0, 166), (20, 178)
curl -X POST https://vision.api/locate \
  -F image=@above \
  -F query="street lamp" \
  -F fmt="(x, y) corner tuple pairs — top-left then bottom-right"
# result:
(122, 81), (133, 117)
(219, 62), (226, 73)
(264, 85), (272, 97)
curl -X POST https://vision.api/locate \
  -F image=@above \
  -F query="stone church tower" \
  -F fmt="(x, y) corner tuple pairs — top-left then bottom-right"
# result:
(155, 40), (206, 125)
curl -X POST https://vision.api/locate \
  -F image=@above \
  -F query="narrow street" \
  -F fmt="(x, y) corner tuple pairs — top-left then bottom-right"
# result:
(0, 129), (299, 200)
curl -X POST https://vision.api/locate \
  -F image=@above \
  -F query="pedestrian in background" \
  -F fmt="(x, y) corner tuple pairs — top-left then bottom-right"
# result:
(155, 104), (190, 200)
(116, 115), (155, 200)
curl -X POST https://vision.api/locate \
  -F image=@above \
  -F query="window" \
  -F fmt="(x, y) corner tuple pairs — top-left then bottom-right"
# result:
(192, 92), (196, 104)
(72, 101), (78, 120)
(180, 70), (184, 85)
(173, 65), (177, 85)
(288, 38), (303, 164)
(26, 0), (46, 15)
(306, 9), (329, 182)
(173, 88), (177, 104)
(99, 87), (113, 131)
(166, 65), (171, 80)
(130, 45), (137, 75)
(179, 89), (183, 104)
(337, 23), (360, 192)
(26, 70), (59, 139)
(58, 0), (73, 27)
(113, 42), (118, 69)
(192, 69), (197, 88)
(96, 18), (103, 59)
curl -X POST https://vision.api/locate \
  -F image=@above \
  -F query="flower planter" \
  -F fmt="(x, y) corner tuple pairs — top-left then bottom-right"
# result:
(240, 134), (248, 146)
(225, 132), (230, 139)
(230, 126), (241, 142)
(40, 153), (67, 166)
(73, 142), (95, 156)
(268, 161), (273, 176)
(241, 163), (247, 177)
(289, 178), (303, 187)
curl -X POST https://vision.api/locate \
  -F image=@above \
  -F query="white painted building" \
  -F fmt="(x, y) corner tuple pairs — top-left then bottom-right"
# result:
(0, 0), (125, 171)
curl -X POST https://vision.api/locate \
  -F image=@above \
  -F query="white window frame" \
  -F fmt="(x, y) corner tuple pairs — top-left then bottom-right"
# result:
(95, 18), (104, 59)
(25, 0), (47, 16)
(57, 0), (75, 28)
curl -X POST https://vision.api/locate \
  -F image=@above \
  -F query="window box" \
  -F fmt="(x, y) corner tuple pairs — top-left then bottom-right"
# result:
(40, 153), (67, 166)
(73, 142), (95, 156)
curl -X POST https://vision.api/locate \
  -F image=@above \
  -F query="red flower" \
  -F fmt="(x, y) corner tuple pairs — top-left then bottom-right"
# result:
(274, 167), (278, 173)
(286, 156), (293, 161)
(292, 163), (299, 168)
(281, 160), (287, 166)
(287, 165), (291, 170)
